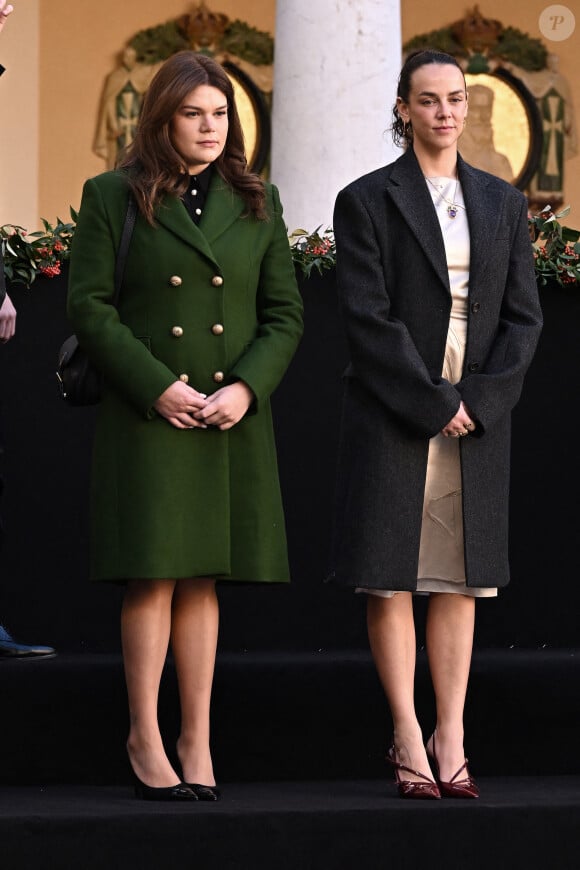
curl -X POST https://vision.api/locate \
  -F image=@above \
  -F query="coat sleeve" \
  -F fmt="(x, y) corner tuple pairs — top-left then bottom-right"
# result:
(334, 184), (462, 437)
(67, 177), (178, 417)
(229, 184), (304, 410)
(456, 196), (543, 435)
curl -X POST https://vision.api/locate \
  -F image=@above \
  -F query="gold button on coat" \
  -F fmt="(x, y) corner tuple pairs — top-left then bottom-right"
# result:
(179, 373), (189, 383)
(213, 371), (225, 383)
(172, 326), (184, 337)
(211, 275), (224, 287)
(211, 323), (224, 335)
(169, 275), (182, 287)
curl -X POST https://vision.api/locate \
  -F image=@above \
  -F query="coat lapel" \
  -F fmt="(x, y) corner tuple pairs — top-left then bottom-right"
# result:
(386, 149), (508, 294)
(386, 148), (450, 293)
(457, 153), (504, 289)
(154, 194), (220, 268)
(199, 173), (245, 244)
(153, 174), (246, 268)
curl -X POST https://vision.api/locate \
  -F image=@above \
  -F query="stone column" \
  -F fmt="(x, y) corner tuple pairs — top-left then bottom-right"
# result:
(271, 0), (402, 233)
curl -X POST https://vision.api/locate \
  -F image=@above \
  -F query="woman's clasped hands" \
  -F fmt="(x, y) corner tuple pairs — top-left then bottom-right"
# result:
(441, 400), (475, 438)
(154, 380), (253, 431)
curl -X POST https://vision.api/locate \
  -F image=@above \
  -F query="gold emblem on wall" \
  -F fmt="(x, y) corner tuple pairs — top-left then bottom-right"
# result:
(93, 2), (273, 174)
(461, 73), (531, 186)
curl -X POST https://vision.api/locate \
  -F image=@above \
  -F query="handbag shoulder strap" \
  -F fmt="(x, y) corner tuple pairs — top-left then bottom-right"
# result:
(112, 194), (138, 308)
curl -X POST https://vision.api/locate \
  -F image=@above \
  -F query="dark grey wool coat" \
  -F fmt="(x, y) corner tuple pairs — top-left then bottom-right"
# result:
(329, 147), (542, 590)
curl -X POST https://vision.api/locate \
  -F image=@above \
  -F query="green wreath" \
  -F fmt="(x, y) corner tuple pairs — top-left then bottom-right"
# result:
(129, 17), (274, 66)
(403, 24), (547, 72)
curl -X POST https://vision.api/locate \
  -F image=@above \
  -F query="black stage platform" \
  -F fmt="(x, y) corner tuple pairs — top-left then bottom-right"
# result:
(1, 651), (580, 869)
(1, 271), (579, 867)
(2, 778), (580, 870)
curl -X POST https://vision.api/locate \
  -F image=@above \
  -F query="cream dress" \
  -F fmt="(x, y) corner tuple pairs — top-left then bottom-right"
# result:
(359, 178), (497, 599)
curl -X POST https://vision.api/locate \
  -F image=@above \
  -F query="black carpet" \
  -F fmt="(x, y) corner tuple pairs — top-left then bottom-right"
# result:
(1, 779), (580, 870)
(1, 649), (580, 868)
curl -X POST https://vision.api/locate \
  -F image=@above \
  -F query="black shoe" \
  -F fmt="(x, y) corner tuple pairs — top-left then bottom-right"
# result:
(133, 775), (198, 802)
(185, 783), (221, 801)
(0, 625), (56, 659)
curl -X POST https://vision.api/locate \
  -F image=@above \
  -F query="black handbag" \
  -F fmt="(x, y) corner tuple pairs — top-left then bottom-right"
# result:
(57, 196), (137, 405)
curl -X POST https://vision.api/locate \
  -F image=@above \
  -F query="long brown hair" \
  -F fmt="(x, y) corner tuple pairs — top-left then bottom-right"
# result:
(118, 51), (267, 222)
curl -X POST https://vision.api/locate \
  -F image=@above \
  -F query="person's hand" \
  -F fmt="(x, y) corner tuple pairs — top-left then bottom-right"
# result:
(153, 381), (208, 430)
(194, 381), (254, 431)
(0, 2), (14, 35)
(0, 292), (16, 342)
(441, 401), (475, 438)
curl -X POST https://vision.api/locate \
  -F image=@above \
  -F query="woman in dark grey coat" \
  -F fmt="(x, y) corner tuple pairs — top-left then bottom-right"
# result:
(330, 50), (542, 799)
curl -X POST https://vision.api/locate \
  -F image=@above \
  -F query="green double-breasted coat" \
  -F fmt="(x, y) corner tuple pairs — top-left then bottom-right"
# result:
(67, 171), (303, 582)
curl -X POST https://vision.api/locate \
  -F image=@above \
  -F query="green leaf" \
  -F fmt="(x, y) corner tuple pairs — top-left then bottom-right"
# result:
(562, 227), (580, 244)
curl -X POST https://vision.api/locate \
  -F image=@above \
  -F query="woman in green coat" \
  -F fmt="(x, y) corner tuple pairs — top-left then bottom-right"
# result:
(68, 52), (303, 801)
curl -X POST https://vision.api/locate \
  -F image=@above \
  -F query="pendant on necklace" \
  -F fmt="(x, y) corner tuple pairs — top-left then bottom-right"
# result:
(447, 205), (458, 219)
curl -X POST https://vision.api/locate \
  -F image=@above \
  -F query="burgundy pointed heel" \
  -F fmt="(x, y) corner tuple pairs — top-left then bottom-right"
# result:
(386, 745), (441, 800)
(426, 733), (479, 799)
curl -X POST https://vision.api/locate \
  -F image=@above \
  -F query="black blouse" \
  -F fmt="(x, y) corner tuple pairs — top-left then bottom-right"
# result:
(181, 165), (213, 226)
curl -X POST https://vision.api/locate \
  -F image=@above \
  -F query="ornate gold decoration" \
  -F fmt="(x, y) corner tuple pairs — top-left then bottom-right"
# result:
(177, 2), (229, 52)
(451, 6), (502, 55)
(129, 3), (273, 68)
(405, 9), (547, 73)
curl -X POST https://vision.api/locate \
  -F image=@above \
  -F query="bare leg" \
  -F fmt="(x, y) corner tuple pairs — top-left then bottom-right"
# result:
(172, 577), (219, 786)
(367, 592), (434, 782)
(425, 592), (475, 781)
(121, 578), (182, 787)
